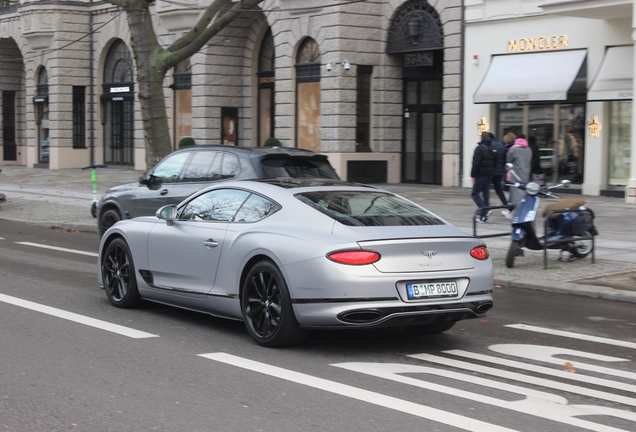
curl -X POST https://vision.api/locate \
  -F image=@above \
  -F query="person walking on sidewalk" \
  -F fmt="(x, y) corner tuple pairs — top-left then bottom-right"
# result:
(471, 132), (498, 223)
(489, 132), (508, 206)
(502, 134), (533, 220)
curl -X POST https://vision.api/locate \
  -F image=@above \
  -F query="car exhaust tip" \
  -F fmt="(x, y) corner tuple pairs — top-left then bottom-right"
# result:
(476, 302), (493, 314)
(338, 310), (384, 324)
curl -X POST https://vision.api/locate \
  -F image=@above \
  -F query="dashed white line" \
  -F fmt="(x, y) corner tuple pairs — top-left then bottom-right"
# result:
(0, 293), (158, 339)
(506, 324), (636, 349)
(15, 242), (99, 258)
(199, 352), (518, 432)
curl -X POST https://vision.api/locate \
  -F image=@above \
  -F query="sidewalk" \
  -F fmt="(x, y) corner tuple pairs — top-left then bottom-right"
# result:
(1, 165), (635, 303)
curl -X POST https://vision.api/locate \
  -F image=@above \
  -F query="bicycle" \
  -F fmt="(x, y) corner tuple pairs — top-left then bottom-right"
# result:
(82, 164), (107, 218)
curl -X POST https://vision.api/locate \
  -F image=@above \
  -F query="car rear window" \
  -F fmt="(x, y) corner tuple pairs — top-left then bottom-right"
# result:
(259, 156), (339, 179)
(295, 191), (444, 226)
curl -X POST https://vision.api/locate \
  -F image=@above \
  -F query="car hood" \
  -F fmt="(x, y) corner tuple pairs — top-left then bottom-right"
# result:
(103, 181), (139, 196)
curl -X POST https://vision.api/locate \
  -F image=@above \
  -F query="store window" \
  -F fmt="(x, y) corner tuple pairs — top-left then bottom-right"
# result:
(498, 102), (586, 185)
(172, 59), (192, 150)
(608, 101), (631, 186)
(73, 86), (86, 149)
(258, 29), (275, 146)
(356, 65), (372, 152)
(295, 38), (321, 153)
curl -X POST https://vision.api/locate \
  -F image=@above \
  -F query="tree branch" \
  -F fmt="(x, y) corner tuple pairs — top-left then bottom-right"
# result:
(164, 0), (264, 69)
(169, 0), (232, 53)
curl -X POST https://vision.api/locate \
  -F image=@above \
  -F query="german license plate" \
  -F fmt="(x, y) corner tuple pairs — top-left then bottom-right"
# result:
(407, 282), (458, 300)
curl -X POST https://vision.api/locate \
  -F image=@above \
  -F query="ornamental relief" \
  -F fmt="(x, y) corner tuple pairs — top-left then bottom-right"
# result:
(386, 0), (444, 54)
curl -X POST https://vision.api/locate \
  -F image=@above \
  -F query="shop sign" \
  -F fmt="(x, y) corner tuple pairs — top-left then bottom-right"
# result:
(508, 35), (568, 52)
(588, 115), (602, 138)
(110, 86), (131, 93)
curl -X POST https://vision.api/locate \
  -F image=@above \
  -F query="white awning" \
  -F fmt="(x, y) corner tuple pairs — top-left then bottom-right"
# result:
(588, 45), (633, 101)
(473, 50), (587, 104)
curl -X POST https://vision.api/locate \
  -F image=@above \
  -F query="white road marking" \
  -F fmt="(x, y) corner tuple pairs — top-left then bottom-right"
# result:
(199, 352), (518, 432)
(0, 293), (158, 339)
(506, 324), (636, 349)
(446, 349), (636, 393)
(410, 353), (636, 407)
(489, 344), (636, 382)
(336, 361), (636, 432)
(15, 242), (99, 257)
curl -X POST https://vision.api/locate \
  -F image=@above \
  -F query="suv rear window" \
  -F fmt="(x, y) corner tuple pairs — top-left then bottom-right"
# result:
(259, 156), (339, 179)
(295, 191), (444, 226)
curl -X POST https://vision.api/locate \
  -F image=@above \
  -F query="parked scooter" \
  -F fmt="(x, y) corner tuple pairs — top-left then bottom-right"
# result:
(504, 163), (598, 268)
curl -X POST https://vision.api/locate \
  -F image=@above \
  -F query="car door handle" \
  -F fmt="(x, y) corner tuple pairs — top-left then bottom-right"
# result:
(160, 189), (169, 196)
(203, 239), (218, 248)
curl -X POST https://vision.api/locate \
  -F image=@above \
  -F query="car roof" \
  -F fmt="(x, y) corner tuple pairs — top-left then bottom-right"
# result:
(172, 145), (324, 158)
(186, 178), (381, 202)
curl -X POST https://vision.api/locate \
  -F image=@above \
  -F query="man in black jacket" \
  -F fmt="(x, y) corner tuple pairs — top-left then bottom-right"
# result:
(471, 132), (498, 222)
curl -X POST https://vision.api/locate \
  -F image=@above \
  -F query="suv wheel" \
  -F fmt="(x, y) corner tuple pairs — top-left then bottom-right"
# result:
(99, 209), (122, 236)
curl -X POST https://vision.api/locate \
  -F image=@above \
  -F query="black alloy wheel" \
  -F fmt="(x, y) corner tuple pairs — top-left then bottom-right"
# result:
(241, 260), (307, 347)
(102, 238), (141, 308)
(99, 209), (122, 237)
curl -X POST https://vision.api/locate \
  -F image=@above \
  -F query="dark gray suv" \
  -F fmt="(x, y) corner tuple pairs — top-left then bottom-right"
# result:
(97, 145), (340, 235)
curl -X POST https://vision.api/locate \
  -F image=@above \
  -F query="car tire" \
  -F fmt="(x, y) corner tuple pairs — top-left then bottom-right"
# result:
(241, 259), (308, 347)
(570, 230), (593, 258)
(102, 238), (141, 308)
(406, 321), (456, 335)
(99, 208), (121, 236)
(506, 240), (521, 268)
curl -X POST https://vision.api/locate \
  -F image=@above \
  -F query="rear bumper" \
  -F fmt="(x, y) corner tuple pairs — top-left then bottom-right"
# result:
(293, 292), (493, 328)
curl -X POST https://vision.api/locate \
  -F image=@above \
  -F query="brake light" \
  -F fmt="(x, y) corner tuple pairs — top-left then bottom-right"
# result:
(470, 246), (489, 260)
(327, 250), (381, 265)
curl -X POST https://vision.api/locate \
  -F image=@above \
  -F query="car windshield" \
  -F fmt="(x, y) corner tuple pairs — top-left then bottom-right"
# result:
(295, 191), (445, 226)
(259, 156), (339, 179)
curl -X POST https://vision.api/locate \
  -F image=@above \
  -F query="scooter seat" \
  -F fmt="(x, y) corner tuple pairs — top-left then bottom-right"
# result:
(543, 197), (586, 219)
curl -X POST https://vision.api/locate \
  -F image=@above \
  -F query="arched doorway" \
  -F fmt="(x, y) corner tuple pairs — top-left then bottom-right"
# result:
(102, 40), (134, 165)
(295, 38), (321, 152)
(387, 0), (444, 184)
(257, 28), (275, 146)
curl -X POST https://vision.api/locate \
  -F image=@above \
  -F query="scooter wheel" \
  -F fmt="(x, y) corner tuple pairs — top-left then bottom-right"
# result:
(570, 231), (593, 258)
(506, 240), (522, 268)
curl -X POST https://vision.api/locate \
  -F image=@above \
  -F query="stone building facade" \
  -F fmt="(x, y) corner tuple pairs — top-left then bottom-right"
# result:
(0, 0), (463, 186)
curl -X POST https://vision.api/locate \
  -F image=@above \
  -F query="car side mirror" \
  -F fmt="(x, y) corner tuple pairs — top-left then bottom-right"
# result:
(156, 205), (177, 226)
(139, 172), (151, 185)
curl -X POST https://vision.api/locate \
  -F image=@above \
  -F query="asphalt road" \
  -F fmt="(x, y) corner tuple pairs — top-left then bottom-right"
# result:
(1, 220), (635, 431)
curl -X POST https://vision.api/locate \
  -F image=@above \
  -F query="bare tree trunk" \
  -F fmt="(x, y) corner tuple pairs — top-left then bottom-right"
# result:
(125, 0), (172, 169)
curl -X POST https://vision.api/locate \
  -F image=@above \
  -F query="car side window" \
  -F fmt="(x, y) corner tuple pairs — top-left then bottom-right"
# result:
(233, 193), (281, 223)
(151, 152), (190, 184)
(180, 151), (217, 182)
(180, 189), (250, 222)
(221, 153), (240, 179)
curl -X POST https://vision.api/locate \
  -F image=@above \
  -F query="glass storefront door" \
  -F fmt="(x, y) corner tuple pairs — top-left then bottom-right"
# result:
(608, 101), (631, 186)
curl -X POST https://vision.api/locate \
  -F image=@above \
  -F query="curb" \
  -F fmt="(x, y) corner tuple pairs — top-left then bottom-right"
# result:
(495, 276), (636, 304)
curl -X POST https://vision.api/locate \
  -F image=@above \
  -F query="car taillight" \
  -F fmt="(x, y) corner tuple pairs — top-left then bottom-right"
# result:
(470, 246), (489, 260)
(327, 250), (381, 265)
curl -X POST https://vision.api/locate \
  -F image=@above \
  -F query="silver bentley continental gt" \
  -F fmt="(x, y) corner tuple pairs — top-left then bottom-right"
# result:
(98, 178), (494, 347)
